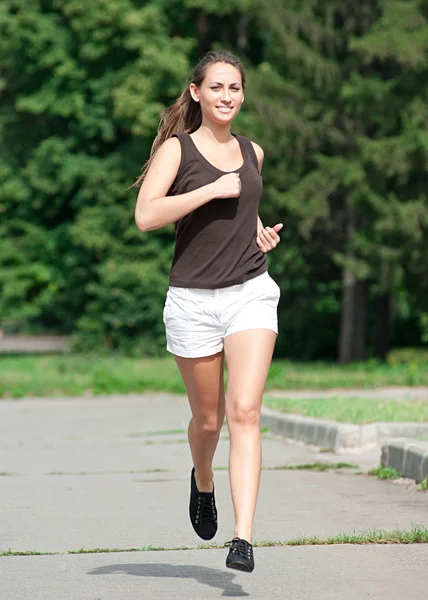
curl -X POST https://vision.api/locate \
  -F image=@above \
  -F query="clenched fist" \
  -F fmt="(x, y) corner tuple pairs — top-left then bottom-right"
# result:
(257, 223), (283, 253)
(210, 173), (241, 199)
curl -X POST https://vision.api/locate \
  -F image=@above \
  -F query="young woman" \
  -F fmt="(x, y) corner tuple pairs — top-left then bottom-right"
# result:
(134, 50), (282, 573)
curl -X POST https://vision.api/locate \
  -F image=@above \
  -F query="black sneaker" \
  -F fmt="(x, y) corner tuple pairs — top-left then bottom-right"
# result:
(189, 467), (218, 540)
(225, 537), (255, 573)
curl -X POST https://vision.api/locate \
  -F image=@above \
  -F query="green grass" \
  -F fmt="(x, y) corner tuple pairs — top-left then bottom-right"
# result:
(369, 465), (403, 480)
(0, 354), (186, 398)
(45, 468), (170, 476)
(263, 396), (428, 424)
(2, 352), (428, 399)
(2, 526), (427, 556)
(264, 526), (428, 546)
(266, 462), (359, 472)
(417, 477), (428, 491)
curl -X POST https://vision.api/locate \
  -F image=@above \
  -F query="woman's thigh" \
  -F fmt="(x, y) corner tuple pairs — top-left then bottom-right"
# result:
(174, 351), (226, 429)
(224, 329), (277, 423)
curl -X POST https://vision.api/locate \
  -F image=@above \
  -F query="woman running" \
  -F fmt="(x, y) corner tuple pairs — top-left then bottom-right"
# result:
(134, 49), (282, 573)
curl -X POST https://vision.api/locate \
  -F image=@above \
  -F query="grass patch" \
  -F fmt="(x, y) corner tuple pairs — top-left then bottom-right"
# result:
(267, 462), (359, 472)
(263, 395), (428, 424)
(45, 469), (170, 476)
(2, 353), (428, 398)
(417, 477), (428, 492)
(369, 465), (403, 480)
(1, 549), (56, 556)
(263, 526), (428, 546)
(68, 545), (193, 554)
(142, 439), (189, 446)
(3, 526), (427, 557)
(143, 429), (187, 437)
(0, 354), (186, 398)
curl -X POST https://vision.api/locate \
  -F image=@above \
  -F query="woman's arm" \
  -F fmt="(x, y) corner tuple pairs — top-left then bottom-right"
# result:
(251, 141), (283, 252)
(134, 138), (217, 232)
(252, 141), (265, 235)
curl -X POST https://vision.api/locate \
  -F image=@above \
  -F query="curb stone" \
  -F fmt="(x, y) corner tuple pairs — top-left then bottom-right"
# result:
(381, 438), (428, 484)
(260, 406), (428, 453)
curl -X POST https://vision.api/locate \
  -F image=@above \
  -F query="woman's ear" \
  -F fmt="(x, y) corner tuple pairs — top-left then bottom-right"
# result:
(189, 83), (200, 103)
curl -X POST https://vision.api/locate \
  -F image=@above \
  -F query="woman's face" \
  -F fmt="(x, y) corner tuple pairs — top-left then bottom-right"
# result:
(191, 62), (244, 125)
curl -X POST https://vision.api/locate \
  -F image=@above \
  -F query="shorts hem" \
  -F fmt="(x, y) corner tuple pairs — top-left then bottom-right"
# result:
(225, 324), (278, 338)
(166, 343), (224, 359)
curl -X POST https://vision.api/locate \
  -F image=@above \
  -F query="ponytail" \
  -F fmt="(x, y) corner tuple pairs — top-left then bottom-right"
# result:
(131, 87), (201, 188)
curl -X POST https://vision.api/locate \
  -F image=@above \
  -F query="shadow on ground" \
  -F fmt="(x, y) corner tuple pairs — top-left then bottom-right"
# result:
(87, 562), (248, 597)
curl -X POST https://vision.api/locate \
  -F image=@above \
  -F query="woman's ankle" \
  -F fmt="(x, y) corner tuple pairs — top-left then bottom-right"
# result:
(194, 468), (214, 493)
(234, 528), (252, 543)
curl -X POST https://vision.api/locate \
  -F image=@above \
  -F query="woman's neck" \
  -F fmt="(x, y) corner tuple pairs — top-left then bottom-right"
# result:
(192, 122), (233, 144)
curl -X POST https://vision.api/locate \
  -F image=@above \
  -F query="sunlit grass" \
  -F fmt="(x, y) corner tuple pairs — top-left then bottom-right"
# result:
(1, 352), (428, 399)
(2, 526), (427, 556)
(263, 396), (428, 424)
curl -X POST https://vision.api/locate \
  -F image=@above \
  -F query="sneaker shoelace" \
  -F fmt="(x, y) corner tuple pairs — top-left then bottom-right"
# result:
(196, 494), (216, 526)
(225, 537), (251, 560)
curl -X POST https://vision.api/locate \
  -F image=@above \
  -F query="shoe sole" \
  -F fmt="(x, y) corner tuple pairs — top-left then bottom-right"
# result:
(194, 529), (217, 541)
(226, 560), (254, 573)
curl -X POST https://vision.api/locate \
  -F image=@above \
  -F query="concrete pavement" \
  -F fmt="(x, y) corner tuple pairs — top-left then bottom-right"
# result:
(4, 545), (428, 600)
(1, 394), (427, 599)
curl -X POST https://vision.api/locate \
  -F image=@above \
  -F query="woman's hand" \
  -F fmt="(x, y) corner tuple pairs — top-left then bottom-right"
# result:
(210, 173), (241, 199)
(256, 223), (283, 253)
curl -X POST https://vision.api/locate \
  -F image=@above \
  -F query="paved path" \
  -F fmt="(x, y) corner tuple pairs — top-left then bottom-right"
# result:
(0, 334), (70, 354)
(1, 394), (427, 599)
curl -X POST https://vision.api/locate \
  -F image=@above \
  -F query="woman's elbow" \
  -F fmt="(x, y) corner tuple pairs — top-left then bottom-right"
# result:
(135, 211), (151, 232)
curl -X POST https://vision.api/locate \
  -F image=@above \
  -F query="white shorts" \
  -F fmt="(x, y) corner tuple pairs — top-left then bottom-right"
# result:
(163, 271), (280, 358)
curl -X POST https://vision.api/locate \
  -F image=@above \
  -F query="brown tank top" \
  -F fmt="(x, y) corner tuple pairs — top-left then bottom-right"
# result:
(168, 132), (267, 289)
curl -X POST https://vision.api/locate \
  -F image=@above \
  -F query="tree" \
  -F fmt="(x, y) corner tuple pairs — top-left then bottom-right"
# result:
(244, 0), (428, 361)
(0, 0), (192, 351)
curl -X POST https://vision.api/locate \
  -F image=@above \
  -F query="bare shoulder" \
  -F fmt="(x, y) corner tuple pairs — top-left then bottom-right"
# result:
(156, 136), (182, 160)
(250, 140), (264, 173)
(138, 135), (182, 201)
(146, 135), (182, 175)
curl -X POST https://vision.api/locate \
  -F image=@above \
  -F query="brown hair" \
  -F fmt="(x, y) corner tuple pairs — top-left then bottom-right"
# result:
(132, 50), (246, 188)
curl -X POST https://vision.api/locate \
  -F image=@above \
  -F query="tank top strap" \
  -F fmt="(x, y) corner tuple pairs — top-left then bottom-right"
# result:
(170, 133), (190, 188)
(171, 132), (189, 162)
(235, 135), (259, 172)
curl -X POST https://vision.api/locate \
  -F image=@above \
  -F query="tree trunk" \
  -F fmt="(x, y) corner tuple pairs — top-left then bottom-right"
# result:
(237, 15), (249, 51)
(197, 12), (208, 56)
(338, 266), (367, 363)
(338, 207), (367, 364)
(374, 292), (392, 361)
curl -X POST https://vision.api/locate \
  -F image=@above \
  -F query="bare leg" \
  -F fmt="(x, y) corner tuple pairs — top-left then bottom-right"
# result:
(174, 351), (225, 492)
(224, 329), (277, 542)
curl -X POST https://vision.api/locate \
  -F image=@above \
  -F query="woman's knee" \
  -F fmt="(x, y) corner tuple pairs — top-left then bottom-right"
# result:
(227, 400), (260, 428)
(191, 415), (223, 436)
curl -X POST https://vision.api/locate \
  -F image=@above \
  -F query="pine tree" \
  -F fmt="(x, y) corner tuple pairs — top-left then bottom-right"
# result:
(243, 0), (428, 361)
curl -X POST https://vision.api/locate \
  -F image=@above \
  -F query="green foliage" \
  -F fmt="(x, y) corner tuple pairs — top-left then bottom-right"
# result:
(3, 354), (428, 398)
(241, 0), (428, 357)
(417, 477), (428, 491)
(369, 465), (403, 480)
(0, 0), (428, 357)
(0, 0), (191, 349)
(387, 347), (428, 366)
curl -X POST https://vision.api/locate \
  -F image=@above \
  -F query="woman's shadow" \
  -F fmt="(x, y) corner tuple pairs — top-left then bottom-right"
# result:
(88, 561), (248, 597)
